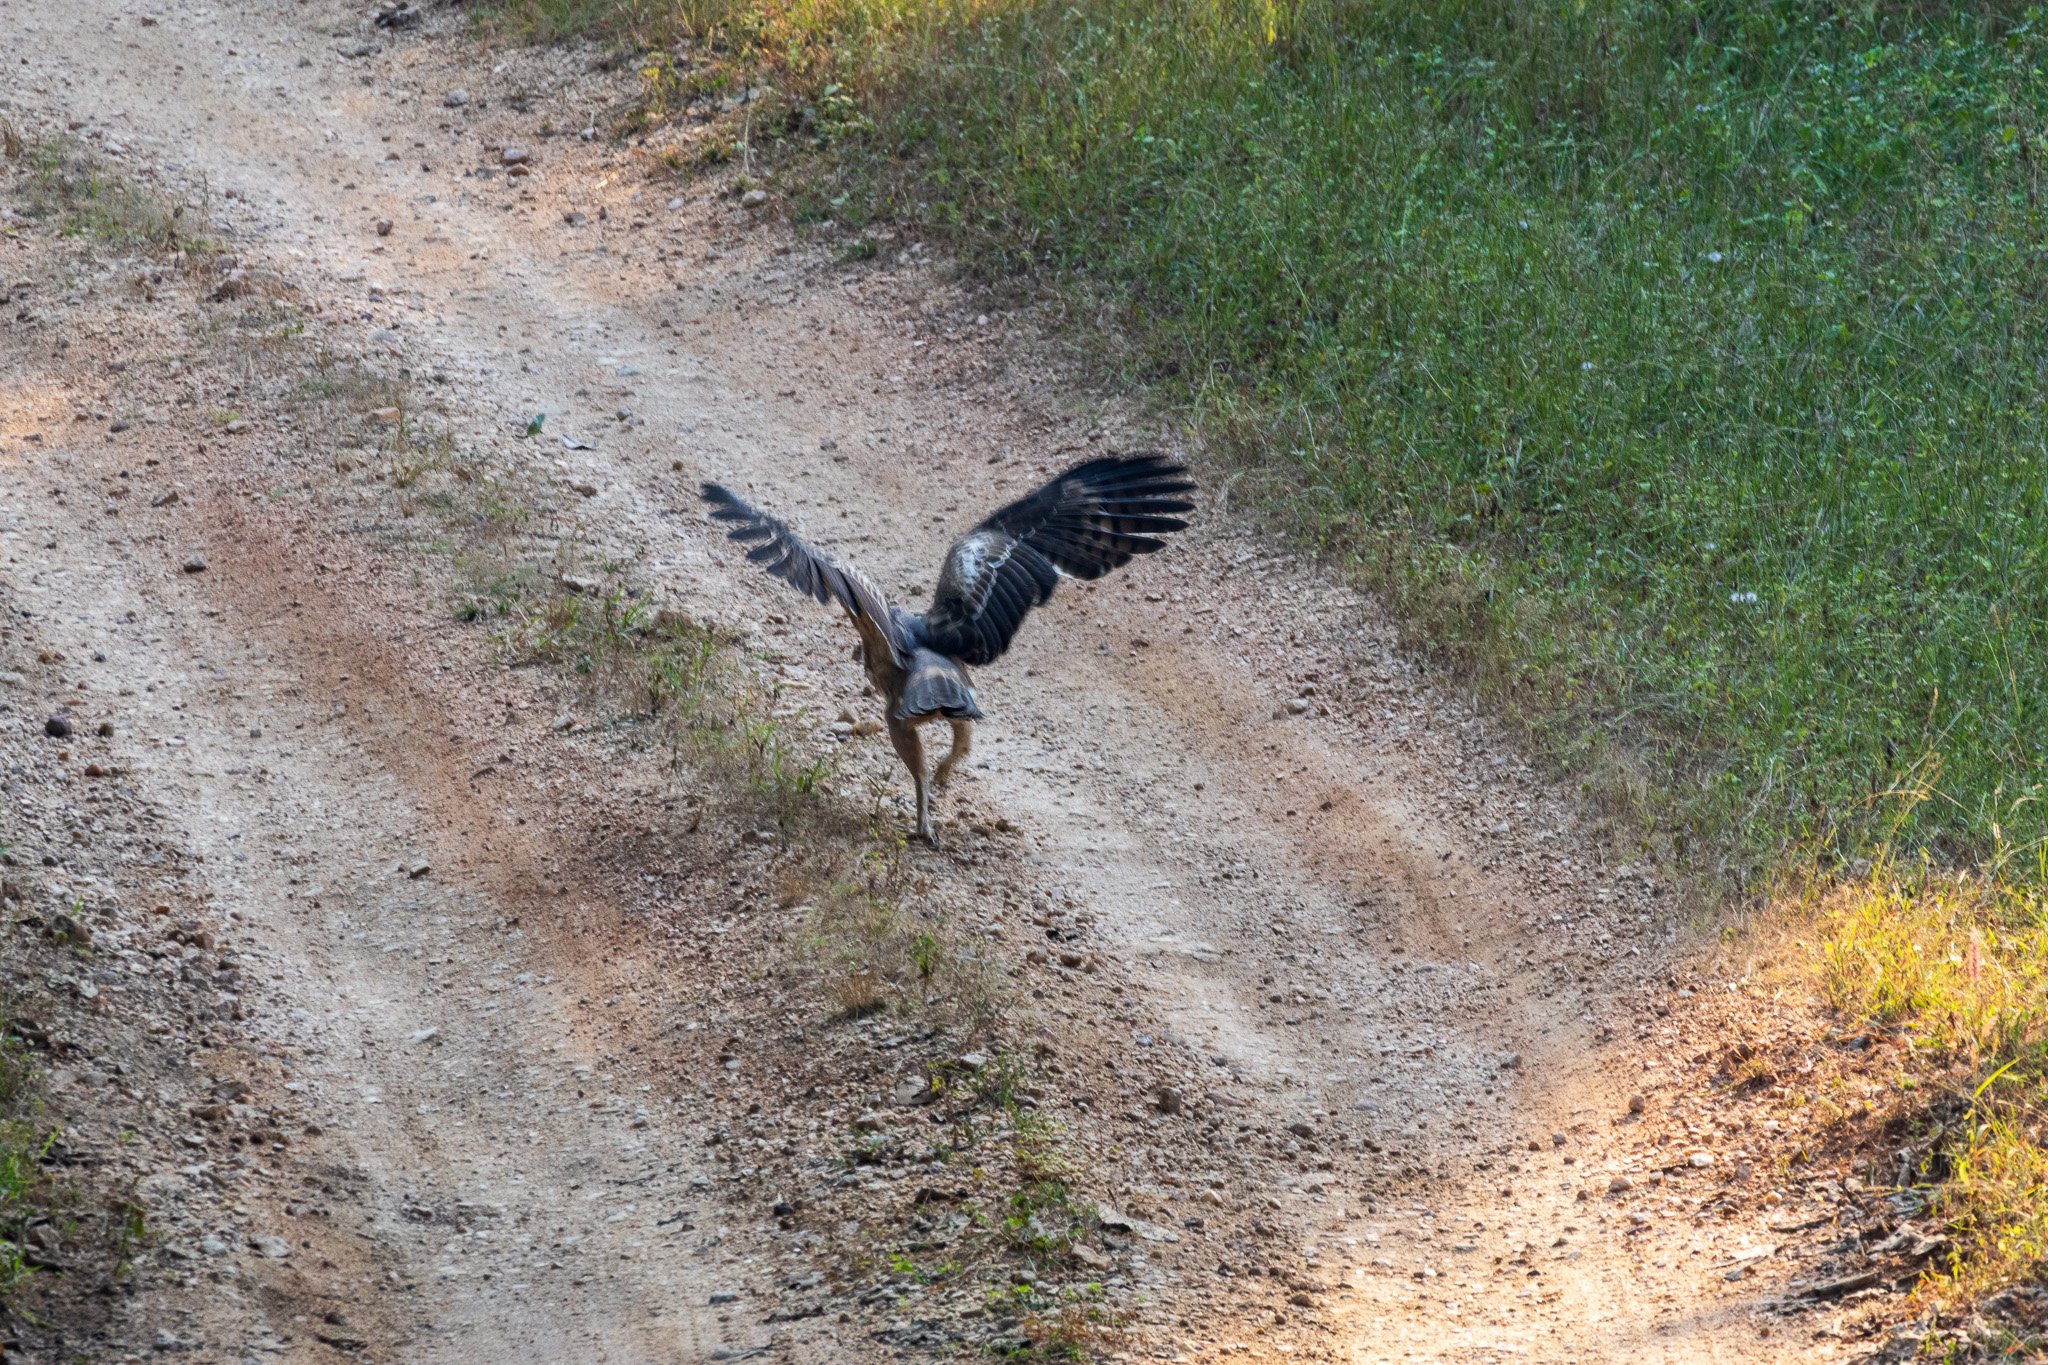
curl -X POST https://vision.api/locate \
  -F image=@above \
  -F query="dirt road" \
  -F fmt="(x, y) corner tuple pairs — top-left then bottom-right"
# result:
(1, 1), (1884, 1361)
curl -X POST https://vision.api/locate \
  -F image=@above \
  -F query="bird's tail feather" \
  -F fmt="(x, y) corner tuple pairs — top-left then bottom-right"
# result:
(895, 650), (982, 721)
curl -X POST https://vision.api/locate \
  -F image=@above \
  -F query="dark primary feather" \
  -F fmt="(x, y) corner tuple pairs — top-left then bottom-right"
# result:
(699, 483), (908, 665)
(919, 454), (1194, 666)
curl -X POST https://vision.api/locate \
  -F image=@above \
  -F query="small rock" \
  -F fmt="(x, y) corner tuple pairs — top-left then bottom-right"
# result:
(852, 1111), (885, 1133)
(1689, 1151), (1714, 1168)
(1286, 1119), (1316, 1139)
(247, 1233), (292, 1259)
(1628, 1094), (1646, 1114)
(223, 419), (250, 434)
(550, 713), (575, 732)
(368, 406), (402, 424)
(709, 1291), (740, 1305)
(407, 859), (431, 879)
(955, 1052), (988, 1070)
(500, 147), (531, 166)
(375, 218), (394, 237)
(1154, 1086), (1184, 1115)
(151, 489), (180, 507)
(43, 714), (72, 739)
(182, 553), (208, 574)
(892, 1074), (931, 1106)
(1285, 697), (1311, 715)
(740, 188), (769, 210)
(443, 89), (470, 108)
(1607, 1175), (1632, 1194)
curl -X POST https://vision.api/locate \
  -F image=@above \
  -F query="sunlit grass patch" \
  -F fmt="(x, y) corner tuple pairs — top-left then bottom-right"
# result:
(1816, 868), (2048, 1313)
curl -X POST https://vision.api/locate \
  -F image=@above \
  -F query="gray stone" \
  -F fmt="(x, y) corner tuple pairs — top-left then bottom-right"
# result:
(247, 1233), (292, 1258)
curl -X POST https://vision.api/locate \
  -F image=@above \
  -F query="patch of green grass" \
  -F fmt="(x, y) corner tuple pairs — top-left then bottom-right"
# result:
(500, 579), (834, 808)
(0, 1020), (53, 1305)
(475, 0), (638, 41)
(794, 841), (948, 1018)
(15, 138), (201, 255)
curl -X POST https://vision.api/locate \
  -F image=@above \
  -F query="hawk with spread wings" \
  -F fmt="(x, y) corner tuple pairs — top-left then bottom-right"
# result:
(700, 454), (1195, 843)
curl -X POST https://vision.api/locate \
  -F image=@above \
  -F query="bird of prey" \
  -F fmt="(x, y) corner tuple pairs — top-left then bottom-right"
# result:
(700, 454), (1195, 843)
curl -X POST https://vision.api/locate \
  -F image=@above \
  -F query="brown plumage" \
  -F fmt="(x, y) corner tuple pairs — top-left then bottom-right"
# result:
(700, 454), (1194, 842)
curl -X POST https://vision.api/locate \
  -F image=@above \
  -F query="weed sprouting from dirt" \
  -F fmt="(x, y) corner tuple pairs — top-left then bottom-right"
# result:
(497, 575), (835, 813)
(0, 1010), (144, 1312)
(800, 841), (932, 1019)
(14, 137), (206, 257)
(0, 1024), (49, 1303)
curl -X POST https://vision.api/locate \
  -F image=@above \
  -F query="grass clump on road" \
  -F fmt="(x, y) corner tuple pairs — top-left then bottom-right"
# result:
(0, 1023), (51, 1303)
(507, 581), (834, 807)
(12, 135), (199, 255)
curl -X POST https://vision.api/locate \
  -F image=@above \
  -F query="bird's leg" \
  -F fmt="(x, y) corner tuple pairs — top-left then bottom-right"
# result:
(887, 718), (934, 846)
(932, 719), (973, 789)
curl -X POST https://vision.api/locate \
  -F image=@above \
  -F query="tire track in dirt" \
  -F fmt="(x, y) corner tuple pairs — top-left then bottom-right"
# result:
(1, 355), (744, 1360)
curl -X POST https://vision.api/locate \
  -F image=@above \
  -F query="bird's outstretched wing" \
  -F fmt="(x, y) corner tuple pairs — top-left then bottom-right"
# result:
(700, 483), (908, 667)
(922, 454), (1194, 666)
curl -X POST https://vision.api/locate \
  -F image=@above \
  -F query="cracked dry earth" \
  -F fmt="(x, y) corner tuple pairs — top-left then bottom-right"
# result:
(0, 1), (1905, 1362)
